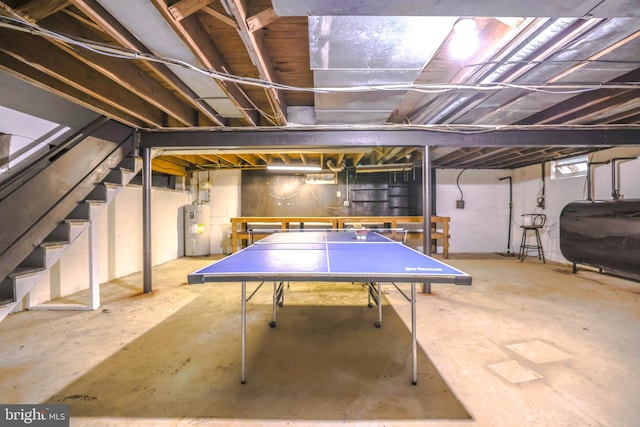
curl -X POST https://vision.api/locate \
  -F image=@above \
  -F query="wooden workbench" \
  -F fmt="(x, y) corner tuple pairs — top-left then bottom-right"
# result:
(230, 216), (450, 258)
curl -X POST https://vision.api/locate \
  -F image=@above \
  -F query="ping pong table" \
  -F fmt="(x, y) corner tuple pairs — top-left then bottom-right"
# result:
(188, 230), (471, 385)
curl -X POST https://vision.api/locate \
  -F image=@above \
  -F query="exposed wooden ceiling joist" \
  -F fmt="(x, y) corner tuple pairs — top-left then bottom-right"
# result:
(1, 1), (639, 174)
(0, 29), (169, 126)
(69, 0), (226, 126)
(168, 0), (212, 21)
(0, 51), (147, 128)
(43, 12), (199, 127)
(221, 0), (287, 125)
(16, 0), (69, 21)
(152, 0), (259, 126)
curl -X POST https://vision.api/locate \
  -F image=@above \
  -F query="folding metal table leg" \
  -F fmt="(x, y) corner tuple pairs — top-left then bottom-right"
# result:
(269, 281), (285, 328)
(376, 282), (382, 328)
(241, 281), (247, 384)
(367, 282), (383, 328)
(412, 282), (417, 385)
(270, 281), (278, 328)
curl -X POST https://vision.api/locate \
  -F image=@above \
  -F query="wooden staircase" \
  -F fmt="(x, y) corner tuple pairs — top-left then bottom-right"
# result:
(0, 156), (140, 320)
(0, 119), (139, 322)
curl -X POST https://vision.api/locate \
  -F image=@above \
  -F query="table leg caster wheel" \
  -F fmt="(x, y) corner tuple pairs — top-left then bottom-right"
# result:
(269, 321), (276, 328)
(241, 380), (246, 385)
(278, 302), (283, 307)
(368, 303), (373, 308)
(374, 321), (381, 328)
(412, 381), (417, 386)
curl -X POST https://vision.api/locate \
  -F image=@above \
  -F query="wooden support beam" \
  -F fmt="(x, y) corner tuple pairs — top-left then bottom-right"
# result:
(16, 0), (69, 21)
(149, 0), (259, 126)
(168, 0), (214, 21)
(246, 7), (277, 32)
(223, 0), (287, 125)
(0, 53), (146, 128)
(236, 153), (261, 166)
(0, 30), (165, 126)
(152, 158), (188, 176)
(353, 152), (366, 166)
(70, 0), (225, 126)
(42, 13), (199, 127)
(194, 154), (226, 167)
(212, 153), (241, 165)
(176, 13), (259, 125)
(201, 6), (238, 29)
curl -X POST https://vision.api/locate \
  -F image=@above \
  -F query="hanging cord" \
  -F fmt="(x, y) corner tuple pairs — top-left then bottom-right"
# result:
(537, 162), (546, 209)
(456, 169), (467, 207)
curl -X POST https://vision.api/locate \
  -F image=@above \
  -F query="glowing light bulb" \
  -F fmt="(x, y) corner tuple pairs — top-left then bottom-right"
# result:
(450, 18), (478, 59)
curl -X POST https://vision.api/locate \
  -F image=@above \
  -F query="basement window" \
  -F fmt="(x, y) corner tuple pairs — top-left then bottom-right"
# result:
(551, 155), (588, 180)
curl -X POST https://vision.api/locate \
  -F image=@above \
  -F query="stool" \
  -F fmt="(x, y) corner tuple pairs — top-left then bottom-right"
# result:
(518, 214), (546, 263)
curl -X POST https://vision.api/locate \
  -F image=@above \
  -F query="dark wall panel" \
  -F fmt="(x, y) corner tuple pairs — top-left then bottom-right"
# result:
(241, 169), (423, 217)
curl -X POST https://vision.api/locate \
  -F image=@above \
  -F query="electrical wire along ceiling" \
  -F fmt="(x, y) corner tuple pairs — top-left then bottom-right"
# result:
(0, 0), (639, 175)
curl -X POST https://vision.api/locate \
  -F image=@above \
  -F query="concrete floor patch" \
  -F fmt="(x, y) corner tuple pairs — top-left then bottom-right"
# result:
(506, 340), (572, 364)
(488, 360), (543, 384)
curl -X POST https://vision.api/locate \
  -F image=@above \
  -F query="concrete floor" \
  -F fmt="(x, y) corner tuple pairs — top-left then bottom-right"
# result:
(1, 254), (638, 426)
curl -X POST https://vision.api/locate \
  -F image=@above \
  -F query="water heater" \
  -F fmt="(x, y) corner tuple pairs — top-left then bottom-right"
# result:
(184, 204), (210, 256)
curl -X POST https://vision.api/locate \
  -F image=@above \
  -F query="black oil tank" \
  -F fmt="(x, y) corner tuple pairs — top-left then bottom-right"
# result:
(560, 199), (640, 278)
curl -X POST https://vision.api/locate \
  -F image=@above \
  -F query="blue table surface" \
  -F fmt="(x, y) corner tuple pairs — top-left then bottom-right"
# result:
(190, 231), (470, 282)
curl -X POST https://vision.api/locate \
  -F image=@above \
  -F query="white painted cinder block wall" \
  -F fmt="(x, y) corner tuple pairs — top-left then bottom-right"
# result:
(30, 185), (189, 306)
(510, 147), (639, 264)
(189, 169), (241, 255)
(439, 147), (639, 262)
(434, 169), (512, 254)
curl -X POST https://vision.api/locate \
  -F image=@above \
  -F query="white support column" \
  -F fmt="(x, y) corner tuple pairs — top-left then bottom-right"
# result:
(422, 146), (432, 294)
(88, 219), (100, 310)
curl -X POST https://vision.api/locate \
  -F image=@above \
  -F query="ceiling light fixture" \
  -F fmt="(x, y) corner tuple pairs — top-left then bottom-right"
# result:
(267, 164), (322, 172)
(450, 18), (479, 60)
(453, 17), (477, 33)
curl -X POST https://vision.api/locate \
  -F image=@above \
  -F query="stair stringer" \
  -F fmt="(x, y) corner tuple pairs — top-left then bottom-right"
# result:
(0, 158), (142, 321)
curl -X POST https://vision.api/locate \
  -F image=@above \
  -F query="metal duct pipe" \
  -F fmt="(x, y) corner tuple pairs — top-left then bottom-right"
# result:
(499, 176), (513, 255)
(326, 159), (345, 172)
(586, 160), (609, 201)
(610, 157), (637, 200)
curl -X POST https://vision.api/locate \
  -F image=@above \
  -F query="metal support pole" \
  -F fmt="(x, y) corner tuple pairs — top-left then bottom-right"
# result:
(142, 147), (152, 293)
(422, 146), (432, 293)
